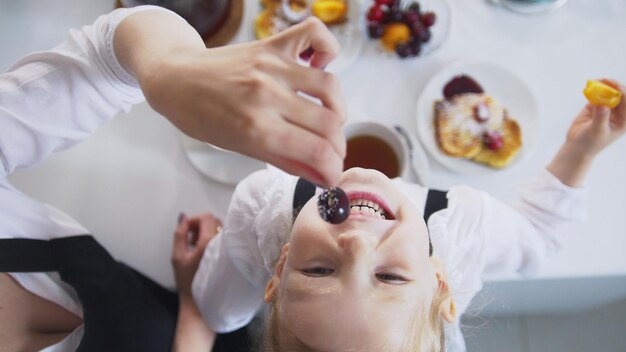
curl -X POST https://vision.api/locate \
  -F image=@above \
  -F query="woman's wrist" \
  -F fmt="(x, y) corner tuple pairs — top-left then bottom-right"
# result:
(547, 141), (596, 187)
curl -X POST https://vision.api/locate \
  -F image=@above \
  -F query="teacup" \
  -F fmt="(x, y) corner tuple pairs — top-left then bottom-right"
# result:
(343, 121), (409, 179)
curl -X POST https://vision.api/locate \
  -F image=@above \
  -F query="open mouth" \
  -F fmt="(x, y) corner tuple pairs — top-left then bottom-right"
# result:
(347, 192), (395, 220)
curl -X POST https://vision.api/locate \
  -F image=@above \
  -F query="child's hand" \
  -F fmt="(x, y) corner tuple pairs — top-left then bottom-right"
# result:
(548, 79), (626, 187)
(171, 213), (222, 297)
(566, 79), (626, 158)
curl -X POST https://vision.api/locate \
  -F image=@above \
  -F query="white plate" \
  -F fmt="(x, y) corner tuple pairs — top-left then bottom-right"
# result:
(181, 134), (266, 186)
(415, 61), (539, 175)
(244, 0), (365, 73)
(360, 0), (451, 58)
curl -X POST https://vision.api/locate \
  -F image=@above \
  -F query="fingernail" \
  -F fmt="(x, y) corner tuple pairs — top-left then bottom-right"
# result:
(178, 212), (186, 224)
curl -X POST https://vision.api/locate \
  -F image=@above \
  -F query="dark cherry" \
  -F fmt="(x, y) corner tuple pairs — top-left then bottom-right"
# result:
(442, 75), (485, 100)
(367, 22), (385, 39)
(317, 187), (350, 224)
(421, 12), (436, 27)
(375, 0), (394, 5)
(299, 47), (314, 61)
(404, 10), (421, 25)
(408, 38), (422, 56)
(410, 21), (426, 38)
(387, 6), (404, 23)
(396, 43), (411, 58)
(483, 131), (504, 151)
(418, 28), (431, 43)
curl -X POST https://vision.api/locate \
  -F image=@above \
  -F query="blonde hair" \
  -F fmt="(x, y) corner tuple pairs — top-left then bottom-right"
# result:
(260, 285), (451, 352)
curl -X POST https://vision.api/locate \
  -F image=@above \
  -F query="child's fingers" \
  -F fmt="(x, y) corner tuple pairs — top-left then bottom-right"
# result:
(173, 213), (189, 253)
(591, 105), (611, 132)
(195, 217), (222, 253)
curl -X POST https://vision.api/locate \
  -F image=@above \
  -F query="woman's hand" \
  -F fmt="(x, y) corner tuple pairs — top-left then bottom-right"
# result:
(116, 11), (346, 187)
(171, 213), (222, 297)
(548, 79), (625, 187)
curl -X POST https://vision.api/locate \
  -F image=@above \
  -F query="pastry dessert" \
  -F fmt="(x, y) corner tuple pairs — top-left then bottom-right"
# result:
(434, 75), (523, 169)
(255, 0), (348, 40)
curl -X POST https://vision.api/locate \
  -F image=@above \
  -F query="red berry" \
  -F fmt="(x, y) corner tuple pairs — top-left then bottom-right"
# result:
(367, 5), (385, 22)
(443, 75), (485, 100)
(404, 10), (421, 25)
(318, 187), (350, 224)
(408, 38), (422, 56)
(483, 131), (504, 151)
(375, 0), (393, 5)
(387, 6), (404, 22)
(421, 12), (436, 27)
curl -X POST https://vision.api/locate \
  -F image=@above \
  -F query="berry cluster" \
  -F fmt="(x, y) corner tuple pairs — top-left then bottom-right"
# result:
(366, 0), (436, 58)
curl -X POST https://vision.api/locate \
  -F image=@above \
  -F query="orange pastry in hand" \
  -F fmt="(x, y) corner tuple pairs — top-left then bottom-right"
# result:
(583, 80), (622, 109)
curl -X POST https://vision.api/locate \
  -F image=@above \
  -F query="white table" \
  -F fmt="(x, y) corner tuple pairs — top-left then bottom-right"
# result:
(2, 0), (626, 315)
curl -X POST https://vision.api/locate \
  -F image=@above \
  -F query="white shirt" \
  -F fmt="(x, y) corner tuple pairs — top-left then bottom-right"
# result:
(0, 6), (174, 351)
(192, 167), (587, 351)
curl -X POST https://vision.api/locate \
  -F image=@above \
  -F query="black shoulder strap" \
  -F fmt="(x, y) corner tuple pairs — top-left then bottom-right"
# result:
(293, 178), (317, 221)
(424, 189), (448, 223)
(424, 189), (448, 256)
(0, 238), (56, 272)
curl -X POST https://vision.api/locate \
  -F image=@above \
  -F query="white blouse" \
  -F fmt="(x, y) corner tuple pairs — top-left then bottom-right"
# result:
(192, 167), (587, 351)
(0, 6), (174, 351)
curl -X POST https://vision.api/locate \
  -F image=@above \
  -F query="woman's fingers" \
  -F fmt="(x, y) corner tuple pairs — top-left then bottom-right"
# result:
(260, 121), (344, 186)
(269, 17), (340, 69)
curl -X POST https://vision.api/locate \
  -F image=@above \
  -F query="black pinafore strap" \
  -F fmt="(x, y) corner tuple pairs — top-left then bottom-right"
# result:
(292, 178), (448, 256)
(0, 235), (178, 352)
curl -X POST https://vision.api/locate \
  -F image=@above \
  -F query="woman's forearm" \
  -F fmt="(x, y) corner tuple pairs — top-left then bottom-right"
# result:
(113, 9), (204, 87)
(173, 295), (215, 352)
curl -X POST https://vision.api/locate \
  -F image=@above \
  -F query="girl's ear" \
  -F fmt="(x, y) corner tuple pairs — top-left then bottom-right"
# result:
(431, 257), (456, 324)
(264, 243), (290, 303)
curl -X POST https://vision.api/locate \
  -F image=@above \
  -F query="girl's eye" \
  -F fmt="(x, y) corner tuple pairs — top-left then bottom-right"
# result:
(302, 268), (334, 277)
(376, 273), (408, 284)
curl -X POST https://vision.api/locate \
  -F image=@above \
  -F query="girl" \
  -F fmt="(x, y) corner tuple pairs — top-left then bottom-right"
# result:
(192, 84), (626, 351)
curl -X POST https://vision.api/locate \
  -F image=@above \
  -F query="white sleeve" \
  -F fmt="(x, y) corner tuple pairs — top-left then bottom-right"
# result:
(192, 169), (295, 333)
(479, 169), (587, 276)
(0, 5), (178, 175)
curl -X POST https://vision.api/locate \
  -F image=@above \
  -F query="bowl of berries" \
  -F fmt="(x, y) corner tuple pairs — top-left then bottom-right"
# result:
(363, 0), (450, 59)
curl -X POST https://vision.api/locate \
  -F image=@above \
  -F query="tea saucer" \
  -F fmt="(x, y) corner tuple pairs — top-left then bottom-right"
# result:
(181, 135), (266, 186)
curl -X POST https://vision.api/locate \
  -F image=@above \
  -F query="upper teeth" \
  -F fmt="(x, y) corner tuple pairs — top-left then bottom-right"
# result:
(349, 199), (388, 219)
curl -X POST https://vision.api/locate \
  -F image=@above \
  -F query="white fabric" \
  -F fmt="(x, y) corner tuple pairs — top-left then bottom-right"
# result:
(0, 6), (176, 351)
(192, 167), (586, 351)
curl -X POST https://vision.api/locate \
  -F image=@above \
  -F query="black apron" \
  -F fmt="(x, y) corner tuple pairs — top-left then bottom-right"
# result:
(0, 235), (253, 352)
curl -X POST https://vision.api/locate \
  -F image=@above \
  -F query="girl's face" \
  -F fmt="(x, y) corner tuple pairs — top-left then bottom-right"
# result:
(267, 168), (438, 351)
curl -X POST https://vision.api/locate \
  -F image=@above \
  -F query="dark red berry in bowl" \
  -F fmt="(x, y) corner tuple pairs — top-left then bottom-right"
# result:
(396, 42), (411, 58)
(473, 103), (490, 122)
(483, 131), (504, 151)
(408, 38), (422, 56)
(421, 12), (436, 27)
(367, 21), (385, 39)
(317, 187), (350, 224)
(375, 0), (394, 5)
(410, 21), (426, 38)
(367, 5), (385, 22)
(388, 6), (404, 22)
(404, 10), (421, 25)
(418, 28), (431, 43)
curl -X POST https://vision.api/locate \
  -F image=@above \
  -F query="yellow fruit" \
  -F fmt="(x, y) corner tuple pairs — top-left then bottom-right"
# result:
(583, 80), (622, 108)
(312, 0), (348, 25)
(255, 9), (276, 39)
(381, 23), (411, 52)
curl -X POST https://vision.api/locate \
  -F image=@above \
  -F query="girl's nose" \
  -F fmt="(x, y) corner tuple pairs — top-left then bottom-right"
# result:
(337, 231), (377, 258)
